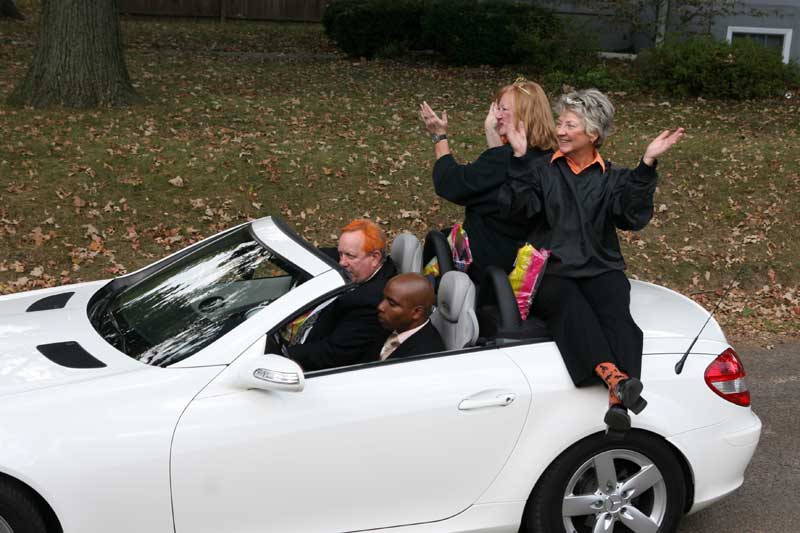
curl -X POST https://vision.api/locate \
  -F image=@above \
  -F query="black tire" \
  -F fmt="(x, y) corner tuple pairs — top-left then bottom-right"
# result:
(521, 431), (686, 533)
(0, 479), (48, 533)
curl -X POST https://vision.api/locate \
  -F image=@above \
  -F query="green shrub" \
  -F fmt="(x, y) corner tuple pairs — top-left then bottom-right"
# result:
(513, 15), (597, 72)
(636, 36), (794, 99)
(323, 0), (426, 58)
(543, 62), (639, 94)
(421, 0), (564, 66)
(323, 0), (594, 68)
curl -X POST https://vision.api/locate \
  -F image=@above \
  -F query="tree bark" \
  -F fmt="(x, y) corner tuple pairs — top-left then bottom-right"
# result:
(655, 0), (669, 46)
(0, 0), (24, 19)
(7, 0), (140, 108)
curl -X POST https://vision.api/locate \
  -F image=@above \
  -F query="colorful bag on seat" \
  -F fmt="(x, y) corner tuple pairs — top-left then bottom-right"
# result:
(423, 223), (473, 277)
(507, 244), (550, 320)
(283, 310), (312, 344)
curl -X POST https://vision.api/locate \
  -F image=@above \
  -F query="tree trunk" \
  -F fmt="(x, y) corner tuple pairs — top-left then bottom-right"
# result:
(655, 0), (669, 46)
(0, 0), (24, 19)
(7, 0), (140, 108)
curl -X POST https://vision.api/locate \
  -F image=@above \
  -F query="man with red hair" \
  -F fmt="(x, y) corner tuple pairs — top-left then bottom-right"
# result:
(287, 219), (397, 371)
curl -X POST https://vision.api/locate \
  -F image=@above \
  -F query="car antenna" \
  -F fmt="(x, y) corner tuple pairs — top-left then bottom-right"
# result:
(674, 266), (744, 375)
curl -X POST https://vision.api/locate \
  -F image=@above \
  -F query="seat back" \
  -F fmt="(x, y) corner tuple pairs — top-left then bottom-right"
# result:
(422, 230), (454, 276)
(390, 232), (423, 273)
(430, 271), (479, 350)
(477, 266), (522, 331)
(476, 266), (550, 341)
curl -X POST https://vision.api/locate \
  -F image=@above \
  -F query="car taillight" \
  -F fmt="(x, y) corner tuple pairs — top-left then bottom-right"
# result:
(704, 348), (750, 406)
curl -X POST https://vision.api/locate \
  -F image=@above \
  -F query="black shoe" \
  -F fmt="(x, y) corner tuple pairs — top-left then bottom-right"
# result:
(615, 378), (648, 414)
(604, 404), (631, 434)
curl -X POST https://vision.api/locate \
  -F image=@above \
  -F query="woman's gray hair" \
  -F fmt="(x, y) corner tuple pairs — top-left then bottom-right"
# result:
(554, 89), (615, 148)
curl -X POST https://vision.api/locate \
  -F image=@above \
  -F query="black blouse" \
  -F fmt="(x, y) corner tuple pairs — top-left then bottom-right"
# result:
(432, 144), (552, 283)
(497, 152), (659, 278)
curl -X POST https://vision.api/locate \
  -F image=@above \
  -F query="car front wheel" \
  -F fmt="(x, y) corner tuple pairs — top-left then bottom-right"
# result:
(0, 480), (48, 533)
(522, 431), (687, 533)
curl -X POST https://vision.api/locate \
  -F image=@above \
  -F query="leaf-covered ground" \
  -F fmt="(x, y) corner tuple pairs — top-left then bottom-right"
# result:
(1, 12), (798, 344)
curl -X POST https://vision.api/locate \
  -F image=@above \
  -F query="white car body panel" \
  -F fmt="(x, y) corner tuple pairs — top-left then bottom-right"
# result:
(669, 409), (761, 513)
(629, 279), (726, 343)
(0, 217), (761, 533)
(368, 501), (525, 533)
(250, 217), (333, 278)
(475, 341), (759, 506)
(0, 279), (105, 313)
(0, 365), (222, 533)
(171, 346), (531, 532)
(0, 281), (142, 397)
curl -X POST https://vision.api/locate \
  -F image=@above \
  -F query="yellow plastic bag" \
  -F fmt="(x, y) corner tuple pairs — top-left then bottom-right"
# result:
(508, 244), (550, 320)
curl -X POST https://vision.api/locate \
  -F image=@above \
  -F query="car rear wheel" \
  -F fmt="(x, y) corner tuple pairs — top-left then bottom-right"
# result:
(0, 480), (48, 533)
(522, 431), (686, 533)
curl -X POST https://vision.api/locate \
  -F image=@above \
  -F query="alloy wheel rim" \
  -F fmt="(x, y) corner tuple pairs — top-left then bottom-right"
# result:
(561, 449), (667, 533)
(0, 514), (13, 533)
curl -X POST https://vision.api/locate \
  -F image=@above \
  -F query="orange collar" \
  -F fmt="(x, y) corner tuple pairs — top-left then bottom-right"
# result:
(551, 149), (606, 174)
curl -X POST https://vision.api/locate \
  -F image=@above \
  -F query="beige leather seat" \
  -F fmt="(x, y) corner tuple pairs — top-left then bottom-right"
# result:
(390, 232), (423, 273)
(430, 271), (479, 350)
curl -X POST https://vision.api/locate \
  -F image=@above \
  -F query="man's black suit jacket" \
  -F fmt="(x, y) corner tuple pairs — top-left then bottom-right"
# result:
(287, 256), (397, 372)
(369, 321), (446, 362)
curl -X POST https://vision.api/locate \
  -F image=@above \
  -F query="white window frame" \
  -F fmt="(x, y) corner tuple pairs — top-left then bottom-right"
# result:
(726, 26), (793, 64)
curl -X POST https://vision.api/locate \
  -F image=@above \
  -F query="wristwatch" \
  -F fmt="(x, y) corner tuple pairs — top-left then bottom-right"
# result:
(431, 133), (448, 144)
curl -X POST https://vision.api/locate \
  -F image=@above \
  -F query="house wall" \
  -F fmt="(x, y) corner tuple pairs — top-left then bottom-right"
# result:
(117, 0), (798, 62)
(538, 0), (657, 53)
(539, 0), (799, 62)
(710, 1), (799, 63)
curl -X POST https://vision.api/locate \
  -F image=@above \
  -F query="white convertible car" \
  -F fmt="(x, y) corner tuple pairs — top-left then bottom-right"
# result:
(0, 217), (761, 533)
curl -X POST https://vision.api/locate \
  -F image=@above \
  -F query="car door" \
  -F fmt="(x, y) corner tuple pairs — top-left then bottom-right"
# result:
(170, 345), (531, 532)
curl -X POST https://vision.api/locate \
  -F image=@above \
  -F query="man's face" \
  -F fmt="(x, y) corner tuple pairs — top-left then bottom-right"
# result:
(377, 279), (419, 332)
(338, 230), (381, 283)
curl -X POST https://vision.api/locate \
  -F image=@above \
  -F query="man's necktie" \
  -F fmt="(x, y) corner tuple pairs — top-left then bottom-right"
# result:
(379, 332), (401, 360)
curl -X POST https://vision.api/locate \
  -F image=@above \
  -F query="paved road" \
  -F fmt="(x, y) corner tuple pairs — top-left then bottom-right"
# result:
(678, 339), (800, 532)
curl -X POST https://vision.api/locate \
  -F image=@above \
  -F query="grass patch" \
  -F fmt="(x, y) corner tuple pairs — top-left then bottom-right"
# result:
(1, 14), (798, 339)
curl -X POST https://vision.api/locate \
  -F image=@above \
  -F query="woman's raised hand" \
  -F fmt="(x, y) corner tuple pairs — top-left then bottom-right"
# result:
(643, 128), (685, 166)
(507, 120), (528, 158)
(485, 101), (502, 148)
(419, 101), (447, 135)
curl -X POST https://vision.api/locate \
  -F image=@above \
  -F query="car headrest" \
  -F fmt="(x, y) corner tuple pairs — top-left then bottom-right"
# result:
(390, 232), (423, 273)
(431, 271), (479, 350)
(422, 230), (454, 276)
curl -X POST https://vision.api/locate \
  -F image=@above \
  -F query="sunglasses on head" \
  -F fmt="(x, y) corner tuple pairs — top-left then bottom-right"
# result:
(564, 95), (586, 107)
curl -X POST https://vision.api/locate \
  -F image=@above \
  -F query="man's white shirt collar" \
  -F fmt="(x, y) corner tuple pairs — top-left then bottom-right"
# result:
(394, 319), (430, 345)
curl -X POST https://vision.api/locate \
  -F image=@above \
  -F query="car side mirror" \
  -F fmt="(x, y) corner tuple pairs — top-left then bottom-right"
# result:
(237, 352), (305, 393)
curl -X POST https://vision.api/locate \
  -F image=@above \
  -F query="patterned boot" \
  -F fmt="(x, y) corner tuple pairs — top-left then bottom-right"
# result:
(595, 362), (648, 414)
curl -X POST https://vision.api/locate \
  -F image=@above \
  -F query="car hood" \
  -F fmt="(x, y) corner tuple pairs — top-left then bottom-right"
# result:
(0, 281), (145, 398)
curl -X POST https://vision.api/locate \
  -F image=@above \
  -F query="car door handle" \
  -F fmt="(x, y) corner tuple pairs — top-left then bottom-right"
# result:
(458, 392), (516, 411)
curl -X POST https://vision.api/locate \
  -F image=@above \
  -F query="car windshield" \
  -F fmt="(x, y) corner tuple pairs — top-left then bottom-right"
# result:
(90, 226), (308, 366)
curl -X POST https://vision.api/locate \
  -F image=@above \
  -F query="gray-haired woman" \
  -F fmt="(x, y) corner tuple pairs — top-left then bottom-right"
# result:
(499, 88), (684, 436)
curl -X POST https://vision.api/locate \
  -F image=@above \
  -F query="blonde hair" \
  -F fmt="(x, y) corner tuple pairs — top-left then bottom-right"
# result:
(496, 80), (557, 151)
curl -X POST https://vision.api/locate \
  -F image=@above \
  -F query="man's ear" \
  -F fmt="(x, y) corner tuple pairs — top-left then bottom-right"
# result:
(411, 305), (425, 322)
